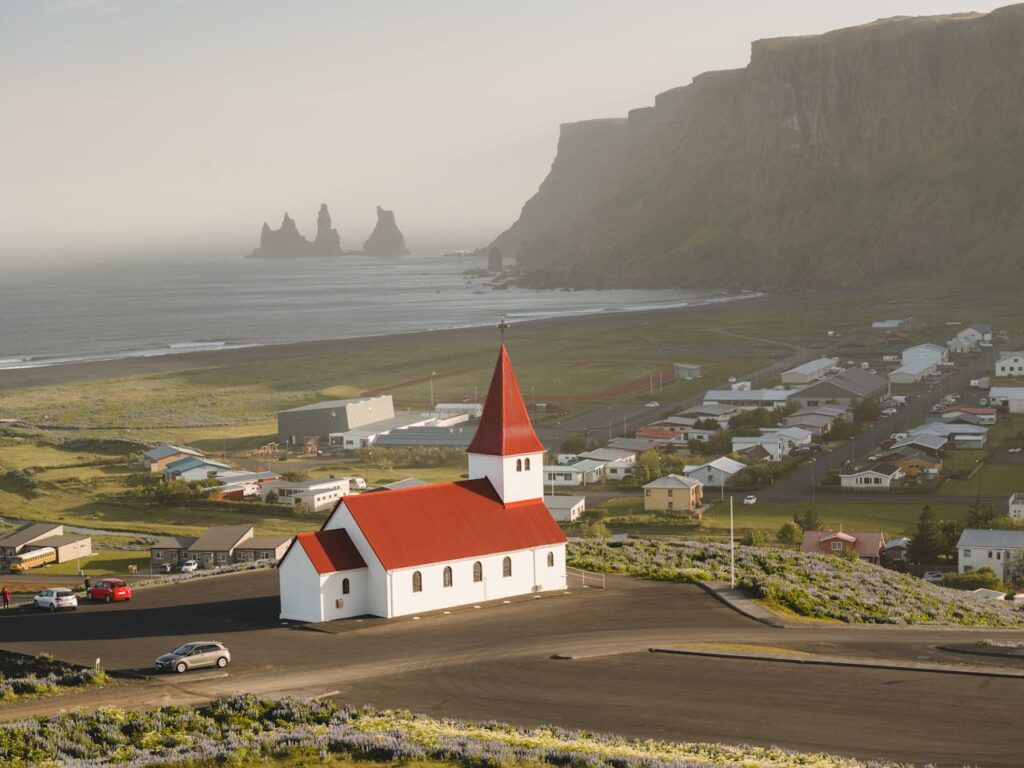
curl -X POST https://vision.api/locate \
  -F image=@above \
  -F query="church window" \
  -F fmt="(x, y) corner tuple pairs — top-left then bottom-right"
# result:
(525, 457), (531, 470)
(546, 552), (554, 567)
(342, 578), (350, 595)
(473, 561), (483, 582)
(443, 566), (453, 588)
(516, 459), (522, 472)
(412, 571), (422, 592)
(502, 556), (512, 577)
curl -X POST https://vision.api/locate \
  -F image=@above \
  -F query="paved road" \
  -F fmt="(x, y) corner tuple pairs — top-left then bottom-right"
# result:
(2, 570), (1024, 766)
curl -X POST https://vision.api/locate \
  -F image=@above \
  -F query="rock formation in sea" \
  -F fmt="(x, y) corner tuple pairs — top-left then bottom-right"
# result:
(362, 206), (410, 255)
(490, 4), (1024, 292)
(487, 246), (504, 273)
(246, 204), (343, 258)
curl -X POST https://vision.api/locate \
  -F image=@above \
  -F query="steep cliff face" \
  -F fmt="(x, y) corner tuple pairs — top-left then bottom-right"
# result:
(493, 5), (1024, 290)
(362, 206), (410, 255)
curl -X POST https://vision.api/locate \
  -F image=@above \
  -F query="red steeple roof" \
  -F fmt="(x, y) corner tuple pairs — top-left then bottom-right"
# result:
(466, 345), (545, 456)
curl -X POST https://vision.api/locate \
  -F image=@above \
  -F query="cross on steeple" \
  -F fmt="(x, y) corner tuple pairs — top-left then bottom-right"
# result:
(497, 314), (510, 343)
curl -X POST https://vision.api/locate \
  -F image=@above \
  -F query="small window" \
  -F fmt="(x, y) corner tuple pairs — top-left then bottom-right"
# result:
(154, 551), (164, 560)
(412, 571), (422, 592)
(342, 578), (350, 595)
(473, 561), (483, 582)
(831, 542), (843, 551)
(516, 459), (523, 472)
(546, 552), (554, 567)
(502, 556), (512, 578)
(443, 566), (453, 588)
(525, 457), (531, 470)
(988, 551), (993, 559)
(964, 549), (971, 558)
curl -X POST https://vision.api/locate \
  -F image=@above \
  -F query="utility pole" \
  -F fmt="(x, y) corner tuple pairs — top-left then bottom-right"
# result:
(430, 371), (436, 407)
(729, 496), (736, 589)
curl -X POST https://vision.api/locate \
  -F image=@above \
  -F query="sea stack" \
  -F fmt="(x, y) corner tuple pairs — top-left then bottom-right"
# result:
(246, 204), (343, 258)
(362, 206), (410, 255)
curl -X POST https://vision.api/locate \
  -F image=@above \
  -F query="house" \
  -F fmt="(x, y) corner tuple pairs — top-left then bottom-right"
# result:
(234, 536), (293, 563)
(277, 344), (566, 622)
(996, 352), (1024, 378)
(839, 463), (905, 490)
(889, 359), (938, 385)
(889, 432), (948, 456)
(187, 525), (256, 568)
(1009, 493), (1024, 521)
(902, 343), (948, 367)
(604, 459), (636, 480)
(989, 387), (1024, 414)
(791, 369), (889, 409)
(941, 406), (997, 426)
(783, 405), (849, 436)
(212, 470), (280, 499)
(673, 363), (702, 380)
(731, 427), (811, 461)
(163, 456), (232, 482)
(883, 537), (911, 569)
(737, 444), (772, 463)
(682, 457), (746, 488)
(543, 459), (606, 487)
(0, 523), (64, 562)
(149, 536), (198, 569)
(643, 475), (703, 512)
(634, 426), (682, 443)
(802, 530), (885, 564)
(912, 422), (988, 449)
(948, 324), (992, 353)
(878, 447), (942, 479)
(579, 448), (637, 464)
(142, 444), (204, 473)
(262, 477), (351, 513)
(701, 389), (796, 410)
(545, 495), (585, 522)
(956, 529), (1024, 580)
(683, 403), (740, 426)
(278, 395), (395, 447)
(608, 437), (663, 453)
(780, 358), (839, 385)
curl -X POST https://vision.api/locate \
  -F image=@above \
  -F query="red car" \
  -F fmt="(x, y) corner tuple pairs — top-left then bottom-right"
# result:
(87, 579), (132, 603)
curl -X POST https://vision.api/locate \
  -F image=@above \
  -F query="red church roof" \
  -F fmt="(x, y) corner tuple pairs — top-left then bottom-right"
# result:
(342, 478), (565, 570)
(466, 345), (545, 456)
(291, 529), (367, 575)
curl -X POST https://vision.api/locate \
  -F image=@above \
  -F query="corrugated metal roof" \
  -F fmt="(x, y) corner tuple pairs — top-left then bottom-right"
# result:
(957, 529), (1024, 549)
(783, 357), (838, 377)
(0, 523), (62, 548)
(188, 525), (253, 552)
(466, 346), (545, 456)
(279, 397), (384, 413)
(344, 478), (565, 570)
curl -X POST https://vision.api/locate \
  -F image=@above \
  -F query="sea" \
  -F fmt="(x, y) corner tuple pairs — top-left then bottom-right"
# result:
(0, 252), (752, 371)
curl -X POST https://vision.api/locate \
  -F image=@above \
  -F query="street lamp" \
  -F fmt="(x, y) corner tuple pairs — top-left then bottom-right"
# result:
(430, 371), (436, 406)
(809, 458), (816, 502)
(849, 437), (855, 462)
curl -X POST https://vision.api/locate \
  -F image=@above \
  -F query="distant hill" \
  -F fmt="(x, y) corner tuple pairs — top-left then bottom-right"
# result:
(491, 4), (1024, 291)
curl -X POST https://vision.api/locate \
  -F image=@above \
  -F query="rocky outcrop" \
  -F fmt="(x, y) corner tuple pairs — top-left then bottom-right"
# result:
(247, 205), (343, 259)
(362, 206), (410, 255)
(492, 4), (1024, 291)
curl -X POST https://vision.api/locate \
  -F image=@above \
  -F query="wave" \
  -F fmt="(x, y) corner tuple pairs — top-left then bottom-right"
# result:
(0, 341), (258, 371)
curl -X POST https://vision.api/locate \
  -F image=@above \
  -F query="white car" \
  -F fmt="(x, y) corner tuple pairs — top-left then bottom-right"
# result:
(742, 495), (757, 505)
(922, 571), (945, 584)
(180, 560), (199, 573)
(645, 401), (660, 408)
(727, 377), (737, 383)
(1008, 447), (1022, 454)
(33, 588), (78, 612)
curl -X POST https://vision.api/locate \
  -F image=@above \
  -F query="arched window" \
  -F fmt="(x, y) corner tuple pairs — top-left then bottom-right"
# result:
(473, 561), (483, 582)
(546, 552), (554, 567)
(516, 459), (522, 472)
(412, 571), (422, 593)
(525, 457), (531, 470)
(342, 577), (350, 594)
(443, 566), (453, 588)
(502, 556), (512, 578)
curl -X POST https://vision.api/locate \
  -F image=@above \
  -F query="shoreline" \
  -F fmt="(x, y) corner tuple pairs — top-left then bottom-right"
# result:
(0, 291), (790, 391)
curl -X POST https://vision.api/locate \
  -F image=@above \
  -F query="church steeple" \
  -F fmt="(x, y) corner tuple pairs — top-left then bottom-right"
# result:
(466, 345), (544, 504)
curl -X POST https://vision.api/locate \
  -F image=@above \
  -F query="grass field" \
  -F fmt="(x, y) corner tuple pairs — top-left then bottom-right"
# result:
(942, 464), (1024, 497)
(36, 550), (149, 576)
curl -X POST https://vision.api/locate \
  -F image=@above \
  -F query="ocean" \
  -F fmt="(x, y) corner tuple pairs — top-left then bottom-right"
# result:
(0, 252), (748, 370)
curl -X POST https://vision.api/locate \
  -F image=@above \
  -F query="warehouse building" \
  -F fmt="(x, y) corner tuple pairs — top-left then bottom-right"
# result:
(278, 395), (395, 446)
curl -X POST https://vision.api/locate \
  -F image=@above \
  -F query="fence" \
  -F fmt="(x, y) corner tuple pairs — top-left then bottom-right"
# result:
(566, 566), (606, 589)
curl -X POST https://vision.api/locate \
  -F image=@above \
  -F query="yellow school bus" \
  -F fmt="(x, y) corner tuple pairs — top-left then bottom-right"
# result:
(9, 547), (57, 572)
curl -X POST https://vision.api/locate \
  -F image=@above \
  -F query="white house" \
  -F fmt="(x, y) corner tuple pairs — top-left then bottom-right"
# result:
(902, 343), (948, 366)
(1009, 493), (1024, 521)
(683, 457), (746, 489)
(263, 477), (352, 513)
(889, 359), (938, 385)
(278, 345), (566, 623)
(839, 463), (905, 490)
(579, 448), (636, 479)
(989, 387), (1024, 414)
(780, 358), (839, 385)
(545, 495), (585, 522)
(948, 325), (990, 353)
(543, 459), (606, 487)
(956, 529), (1024, 580)
(996, 352), (1024, 378)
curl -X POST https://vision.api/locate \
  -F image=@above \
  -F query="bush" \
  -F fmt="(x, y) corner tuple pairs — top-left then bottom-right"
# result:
(942, 567), (1004, 592)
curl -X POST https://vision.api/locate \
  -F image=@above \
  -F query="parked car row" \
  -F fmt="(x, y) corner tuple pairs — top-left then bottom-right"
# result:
(32, 578), (133, 612)
(159, 559), (199, 574)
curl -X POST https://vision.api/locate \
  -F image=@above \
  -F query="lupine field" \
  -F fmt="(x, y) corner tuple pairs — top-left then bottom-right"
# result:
(0, 694), (908, 768)
(567, 539), (1024, 626)
(0, 653), (108, 703)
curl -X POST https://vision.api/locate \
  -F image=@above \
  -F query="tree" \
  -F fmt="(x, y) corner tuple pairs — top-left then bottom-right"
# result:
(280, 470), (309, 482)
(853, 397), (880, 422)
(793, 509), (824, 532)
(966, 500), (1000, 529)
(942, 567), (1003, 592)
(1004, 552), (1024, 588)
(264, 490), (279, 504)
(631, 449), (664, 485)
(776, 521), (802, 546)
(559, 432), (592, 455)
(578, 520), (610, 539)
(731, 464), (773, 490)
(742, 529), (767, 547)
(909, 506), (945, 566)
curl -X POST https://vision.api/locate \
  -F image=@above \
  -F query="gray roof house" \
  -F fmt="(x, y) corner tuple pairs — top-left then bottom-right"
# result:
(0, 523), (63, 559)
(956, 528), (1024, 580)
(187, 525), (254, 567)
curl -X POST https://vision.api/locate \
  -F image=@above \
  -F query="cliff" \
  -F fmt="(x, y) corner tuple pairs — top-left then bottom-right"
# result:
(247, 204), (343, 259)
(362, 206), (410, 255)
(492, 5), (1024, 290)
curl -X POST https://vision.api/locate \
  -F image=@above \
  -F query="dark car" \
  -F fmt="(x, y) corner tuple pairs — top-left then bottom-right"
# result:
(155, 641), (231, 674)
(87, 579), (132, 603)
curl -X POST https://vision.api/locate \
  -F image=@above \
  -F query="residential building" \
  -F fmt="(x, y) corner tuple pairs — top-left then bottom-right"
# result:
(683, 403), (740, 426)
(878, 448), (942, 479)
(1009, 493), (1024, 521)
(941, 407), (997, 426)
(579, 448), (637, 464)
(682, 457), (746, 489)
(889, 359), (938, 385)
(142, 444), (204, 473)
(234, 536), (293, 563)
(643, 475), (703, 512)
(634, 426), (682, 443)
(996, 352), (1024, 378)
(701, 389), (796, 409)
(889, 432), (948, 456)
(277, 344), (566, 623)
(187, 525), (256, 569)
(278, 395), (395, 447)
(956, 529), (1024, 580)
(673, 363), (702, 380)
(543, 459), (606, 487)
(883, 537), (911, 569)
(780, 357), (839, 385)
(902, 343), (948, 367)
(731, 427), (811, 461)
(150, 530), (290, 569)
(912, 422), (988, 449)
(163, 456), (232, 482)
(947, 323), (992, 353)
(545, 495), (585, 522)
(802, 530), (885, 564)
(262, 477), (351, 513)
(149, 536), (199, 569)
(213, 470), (281, 499)
(990, 387), (1024, 414)
(791, 368), (888, 409)
(783, 405), (849, 436)
(839, 463), (905, 490)
(608, 437), (663, 453)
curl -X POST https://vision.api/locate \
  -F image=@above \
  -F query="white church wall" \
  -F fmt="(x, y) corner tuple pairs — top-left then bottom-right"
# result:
(533, 545), (568, 591)
(323, 501), (390, 617)
(279, 547), (326, 622)
(320, 568), (369, 620)
(467, 451), (544, 504)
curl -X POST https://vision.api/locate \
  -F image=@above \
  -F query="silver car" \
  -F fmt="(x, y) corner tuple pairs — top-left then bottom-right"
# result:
(155, 641), (231, 673)
(33, 588), (78, 612)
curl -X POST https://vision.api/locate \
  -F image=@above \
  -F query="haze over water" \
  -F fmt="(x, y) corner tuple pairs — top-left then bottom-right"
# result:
(0, 254), (737, 370)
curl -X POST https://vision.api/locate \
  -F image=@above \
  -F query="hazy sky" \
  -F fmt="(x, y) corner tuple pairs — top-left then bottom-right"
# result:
(0, 0), (1006, 259)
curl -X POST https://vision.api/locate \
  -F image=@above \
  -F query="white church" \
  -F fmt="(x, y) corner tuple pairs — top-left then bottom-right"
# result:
(278, 345), (568, 622)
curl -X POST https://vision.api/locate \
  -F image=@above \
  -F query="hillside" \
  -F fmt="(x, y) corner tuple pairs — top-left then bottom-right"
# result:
(491, 5), (1024, 291)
